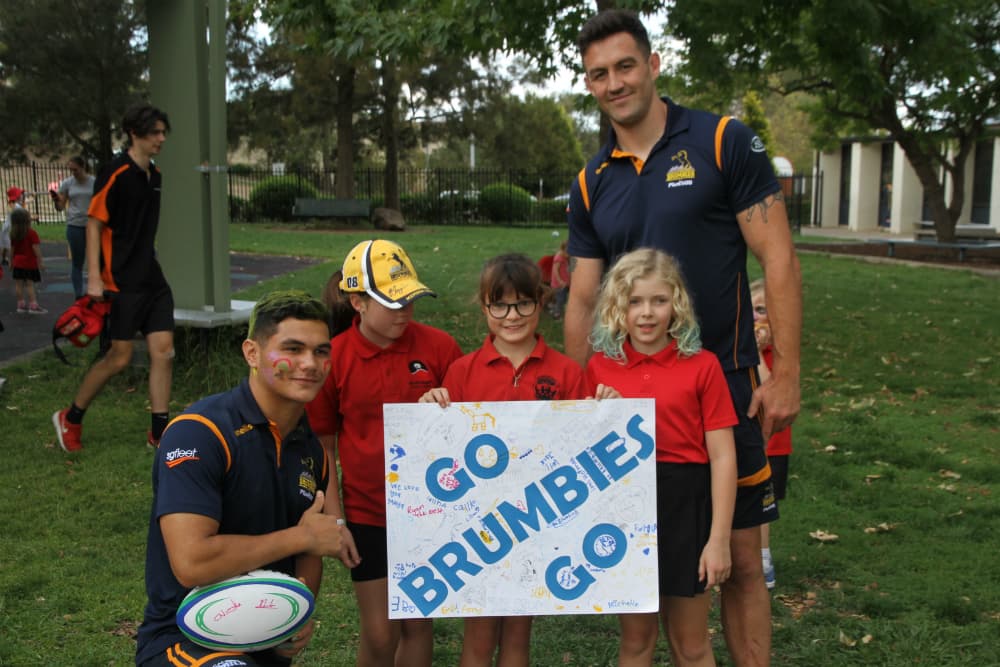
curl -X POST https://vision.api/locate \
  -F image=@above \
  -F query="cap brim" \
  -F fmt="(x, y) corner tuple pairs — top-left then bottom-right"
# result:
(366, 282), (437, 309)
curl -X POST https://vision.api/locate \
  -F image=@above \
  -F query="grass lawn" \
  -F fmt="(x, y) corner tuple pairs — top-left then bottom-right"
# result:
(2, 224), (998, 666)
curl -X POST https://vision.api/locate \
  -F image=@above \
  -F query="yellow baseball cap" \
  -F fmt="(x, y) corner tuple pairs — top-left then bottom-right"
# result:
(339, 239), (436, 309)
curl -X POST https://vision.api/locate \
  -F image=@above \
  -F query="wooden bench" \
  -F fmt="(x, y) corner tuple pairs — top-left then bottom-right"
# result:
(914, 223), (997, 242)
(292, 197), (370, 221)
(871, 238), (1000, 262)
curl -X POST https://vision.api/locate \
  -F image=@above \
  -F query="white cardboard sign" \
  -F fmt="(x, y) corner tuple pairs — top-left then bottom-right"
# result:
(383, 399), (658, 618)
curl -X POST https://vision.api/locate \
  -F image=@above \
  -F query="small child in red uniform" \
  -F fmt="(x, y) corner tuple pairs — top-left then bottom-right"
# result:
(420, 252), (587, 667)
(751, 278), (791, 590)
(549, 240), (570, 319)
(586, 248), (737, 667)
(306, 239), (463, 667)
(9, 208), (47, 314)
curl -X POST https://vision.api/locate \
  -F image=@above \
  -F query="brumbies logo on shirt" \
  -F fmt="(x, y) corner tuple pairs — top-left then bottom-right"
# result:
(409, 360), (429, 374)
(666, 149), (695, 188)
(299, 470), (318, 499)
(164, 447), (199, 468)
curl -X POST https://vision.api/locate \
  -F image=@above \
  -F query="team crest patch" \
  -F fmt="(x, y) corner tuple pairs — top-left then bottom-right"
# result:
(534, 375), (559, 400)
(409, 360), (429, 374)
(751, 136), (766, 153)
(666, 149), (695, 186)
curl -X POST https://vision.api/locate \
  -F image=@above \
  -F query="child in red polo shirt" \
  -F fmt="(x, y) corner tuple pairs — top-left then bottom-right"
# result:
(420, 252), (587, 667)
(9, 208), (47, 314)
(306, 239), (462, 667)
(585, 248), (738, 667)
(751, 278), (792, 590)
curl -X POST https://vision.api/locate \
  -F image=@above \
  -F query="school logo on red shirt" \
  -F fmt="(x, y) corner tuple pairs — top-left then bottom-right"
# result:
(534, 376), (559, 400)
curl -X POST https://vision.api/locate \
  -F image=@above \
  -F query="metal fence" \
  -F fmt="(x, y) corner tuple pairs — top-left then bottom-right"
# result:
(3, 162), (817, 230)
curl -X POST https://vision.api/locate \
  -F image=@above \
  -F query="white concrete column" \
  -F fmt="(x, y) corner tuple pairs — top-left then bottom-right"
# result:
(816, 150), (840, 228)
(959, 141), (975, 225)
(849, 142), (881, 231)
(988, 137), (1000, 231)
(891, 142), (923, 236)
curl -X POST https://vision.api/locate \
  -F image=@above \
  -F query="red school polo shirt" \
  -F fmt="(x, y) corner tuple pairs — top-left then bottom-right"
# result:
(761, 346), (792, 456)
(586, 339), (737, 464)
(443, 334), (588, 402)
(306, 319), (462, 526)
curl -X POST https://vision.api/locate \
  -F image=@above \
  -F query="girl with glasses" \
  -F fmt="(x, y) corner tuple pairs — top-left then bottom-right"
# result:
(419, 252), (587, 667)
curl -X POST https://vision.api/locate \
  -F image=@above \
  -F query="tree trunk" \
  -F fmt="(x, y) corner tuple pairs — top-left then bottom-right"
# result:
(381, 57), (401, 211)
(894, 133), (965, 243)
(335, 62), (356, 199)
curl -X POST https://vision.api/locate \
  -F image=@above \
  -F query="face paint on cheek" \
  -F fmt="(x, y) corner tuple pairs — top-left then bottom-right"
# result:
(272, 358), (293, 377)
(265, 352), (293, 379)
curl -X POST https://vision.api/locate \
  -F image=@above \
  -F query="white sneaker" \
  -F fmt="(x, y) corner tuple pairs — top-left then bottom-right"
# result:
(763, 557), (776, 589)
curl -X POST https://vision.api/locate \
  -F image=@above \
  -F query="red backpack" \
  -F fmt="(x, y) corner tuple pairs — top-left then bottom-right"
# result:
(52, 296), (111, 364)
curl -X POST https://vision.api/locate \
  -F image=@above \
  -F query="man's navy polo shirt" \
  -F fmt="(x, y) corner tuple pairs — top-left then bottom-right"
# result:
(135, 379), (329, 666)
(567, 97), (781, 372)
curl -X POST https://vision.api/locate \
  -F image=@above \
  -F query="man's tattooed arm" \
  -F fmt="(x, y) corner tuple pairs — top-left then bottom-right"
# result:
(742, 191), (785, 225)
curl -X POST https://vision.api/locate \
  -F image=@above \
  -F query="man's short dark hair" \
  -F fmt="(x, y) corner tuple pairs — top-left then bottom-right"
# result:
(122, 104), (171, 145)
(577, 9), (652, 58)
(248, 290), (330, 342)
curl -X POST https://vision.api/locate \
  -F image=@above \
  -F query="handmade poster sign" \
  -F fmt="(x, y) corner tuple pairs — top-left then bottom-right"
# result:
(383, 398), (657, 619)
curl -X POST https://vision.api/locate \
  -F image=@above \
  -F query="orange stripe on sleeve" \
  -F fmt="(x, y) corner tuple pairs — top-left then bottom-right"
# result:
(163, 415), (232, 473)
(577, 168), (590, 212)
(87, 163), (129, 223)
(715, 116), (732, 172)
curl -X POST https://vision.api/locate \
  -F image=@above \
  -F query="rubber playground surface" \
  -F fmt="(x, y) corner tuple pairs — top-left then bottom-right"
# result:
(0, 241), (323, 367)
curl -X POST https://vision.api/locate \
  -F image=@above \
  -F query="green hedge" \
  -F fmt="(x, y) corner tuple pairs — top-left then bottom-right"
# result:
(249, 176), (319, 221)
(478, 183), (533, 223)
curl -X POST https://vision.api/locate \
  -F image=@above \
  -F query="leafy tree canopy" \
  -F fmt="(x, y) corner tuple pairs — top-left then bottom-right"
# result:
(667, 0), (1000, 240)
(0, 0), (147, 164)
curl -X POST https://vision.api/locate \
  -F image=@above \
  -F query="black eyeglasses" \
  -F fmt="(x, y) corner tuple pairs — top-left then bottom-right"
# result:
(486, 299), (537, 319)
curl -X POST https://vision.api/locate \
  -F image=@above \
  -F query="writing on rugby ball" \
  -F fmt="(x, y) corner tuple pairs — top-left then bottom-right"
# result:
(177, 569), (314, 651)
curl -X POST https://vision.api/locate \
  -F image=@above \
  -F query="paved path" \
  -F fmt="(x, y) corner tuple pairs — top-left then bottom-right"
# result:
(0, 242), (324, 367)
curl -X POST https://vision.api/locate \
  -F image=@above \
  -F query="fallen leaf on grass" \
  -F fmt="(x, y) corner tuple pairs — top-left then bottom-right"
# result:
(848, 397), (875, 410)
(810, 530), (839, 542)
(824, 445), (838, 453)
(864, 522), (897, 534)
(937, 483), (957, 493)
(862, 634), (874, 644)
(839, 630), (857, 647)
(864, 474), (882, 485)
(939, 469), (962, 479)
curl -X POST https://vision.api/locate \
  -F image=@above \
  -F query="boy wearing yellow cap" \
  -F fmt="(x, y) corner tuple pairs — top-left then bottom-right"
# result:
(306, 239), (462, 667)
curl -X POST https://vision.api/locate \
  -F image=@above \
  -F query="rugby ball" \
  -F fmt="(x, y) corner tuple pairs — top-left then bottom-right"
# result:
(177, 569), (315, 651)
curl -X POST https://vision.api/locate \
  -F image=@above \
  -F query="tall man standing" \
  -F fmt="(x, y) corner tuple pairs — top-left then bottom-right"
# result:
(565, 10), (802, 667)
(53, 104), (175, 452)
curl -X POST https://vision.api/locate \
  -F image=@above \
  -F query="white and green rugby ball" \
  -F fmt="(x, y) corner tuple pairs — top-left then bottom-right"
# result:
(176, 569), (314, 651)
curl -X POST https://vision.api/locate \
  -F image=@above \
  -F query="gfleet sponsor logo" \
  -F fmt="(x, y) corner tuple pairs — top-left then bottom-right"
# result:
(164, 447), (199, 468)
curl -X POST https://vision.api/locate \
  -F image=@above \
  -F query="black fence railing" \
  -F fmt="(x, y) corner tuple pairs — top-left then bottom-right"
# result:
(3, 162), (817, 230)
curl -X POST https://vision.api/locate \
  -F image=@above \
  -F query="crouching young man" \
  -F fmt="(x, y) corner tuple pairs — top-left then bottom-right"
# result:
(135, 290), (344, 667)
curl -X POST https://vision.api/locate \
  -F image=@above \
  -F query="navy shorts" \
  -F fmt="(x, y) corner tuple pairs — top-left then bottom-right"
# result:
(346, 522), (389, 582)
(656, 462), (712, 597)
(768, 454), (789, 501)
(107, 283), (174, 340)
(12, 267), (41, 282)
(139, 639), (291, 667)
(725, 367), (779, 529)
